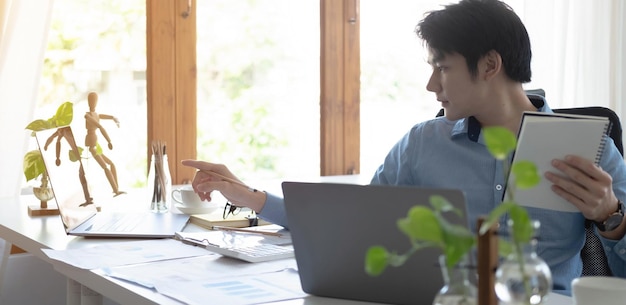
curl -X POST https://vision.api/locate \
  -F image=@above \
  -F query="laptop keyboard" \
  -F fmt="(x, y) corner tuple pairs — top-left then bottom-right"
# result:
(207, 243), (294, 263)
(89, 214), (143, 232)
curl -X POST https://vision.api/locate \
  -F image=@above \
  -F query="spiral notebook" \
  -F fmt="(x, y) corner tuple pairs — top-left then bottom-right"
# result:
(504, 111), (611, 212)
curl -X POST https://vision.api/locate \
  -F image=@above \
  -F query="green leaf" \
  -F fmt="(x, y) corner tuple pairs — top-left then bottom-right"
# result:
(25, 119), (56, 132)
(365, 246), (389, 276)
(95, 143), (103, 155)
(483, 126), (517, 160)
(25, 102), (74, 132)
(68, 147), (83, 162)
(53, 101), (74, 126)
(479, 201), (518, 235)
(23, 102), (76, 183)
(23, 150), (46, 182)
(480, 201), (533, 252)
(509, 205), (533, 244)
(498, 239), (513, 257)
(387, 250), (412, 267)
(397, 206), (443, 245)
(439, 218), (475, 267)
(511, 160), (540, 189)
(429, 195), (461, 217)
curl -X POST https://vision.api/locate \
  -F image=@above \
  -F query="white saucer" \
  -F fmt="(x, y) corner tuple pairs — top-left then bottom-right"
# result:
(175, 203), (221, 215)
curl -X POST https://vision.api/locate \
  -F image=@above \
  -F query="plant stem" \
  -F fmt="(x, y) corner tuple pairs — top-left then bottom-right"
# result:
(513, 238), (532, 303)
(41, 173), (49, 188)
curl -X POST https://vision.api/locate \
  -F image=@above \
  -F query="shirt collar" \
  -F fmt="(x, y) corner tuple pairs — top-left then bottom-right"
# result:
(452, 94), (549, 142)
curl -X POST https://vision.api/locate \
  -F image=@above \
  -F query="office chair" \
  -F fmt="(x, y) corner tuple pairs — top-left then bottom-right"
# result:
(435, 90), (623, 276)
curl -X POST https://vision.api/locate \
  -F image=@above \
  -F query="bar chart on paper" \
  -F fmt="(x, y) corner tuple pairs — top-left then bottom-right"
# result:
(151, 268), (306, 304)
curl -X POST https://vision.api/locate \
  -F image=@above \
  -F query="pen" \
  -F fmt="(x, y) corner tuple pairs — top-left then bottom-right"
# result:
(211, 225), (282, 237)
(200, 170), (259, 192)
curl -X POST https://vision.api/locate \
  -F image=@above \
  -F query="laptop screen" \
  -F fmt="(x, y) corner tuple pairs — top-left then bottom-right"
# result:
(282, 182), (470, 305)
(35, 126), (99, 232)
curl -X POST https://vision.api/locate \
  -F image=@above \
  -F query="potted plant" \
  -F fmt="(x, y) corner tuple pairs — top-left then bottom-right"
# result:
(23, 102), (74, 212)
(364, 126), (552, 305)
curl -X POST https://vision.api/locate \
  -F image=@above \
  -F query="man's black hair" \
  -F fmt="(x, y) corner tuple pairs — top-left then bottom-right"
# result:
(416, 0), (532, 83)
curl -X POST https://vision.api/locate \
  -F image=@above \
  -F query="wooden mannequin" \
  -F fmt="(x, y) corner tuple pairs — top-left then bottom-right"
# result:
(84, 92), (125, 196)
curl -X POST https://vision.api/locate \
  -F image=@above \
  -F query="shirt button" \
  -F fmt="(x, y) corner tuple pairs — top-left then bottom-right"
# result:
(619, 249), (626, 255)
(605, 246), (612, 252)
(495, 185), (503, 191)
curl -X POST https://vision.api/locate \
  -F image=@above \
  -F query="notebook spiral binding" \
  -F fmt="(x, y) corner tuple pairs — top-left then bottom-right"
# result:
(596, 121), (613, 165)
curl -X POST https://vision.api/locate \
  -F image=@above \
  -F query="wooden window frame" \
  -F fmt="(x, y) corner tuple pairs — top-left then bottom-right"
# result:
(320, 0), (360, 176)
(146, 0), (197, 184)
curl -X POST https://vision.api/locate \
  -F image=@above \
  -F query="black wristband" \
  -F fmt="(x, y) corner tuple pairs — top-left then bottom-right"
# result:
(594, 200), (625, 232)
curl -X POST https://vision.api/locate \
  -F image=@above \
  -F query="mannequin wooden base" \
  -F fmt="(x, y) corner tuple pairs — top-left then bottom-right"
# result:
(28, 203), (102, 216)
(28, 204), (60, 216)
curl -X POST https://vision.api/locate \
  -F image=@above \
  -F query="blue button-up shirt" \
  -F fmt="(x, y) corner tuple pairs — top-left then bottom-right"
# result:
(260, 96), (626, 295)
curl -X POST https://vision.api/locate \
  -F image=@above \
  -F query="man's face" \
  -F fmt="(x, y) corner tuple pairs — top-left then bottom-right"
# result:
(426, 51), (484, 121)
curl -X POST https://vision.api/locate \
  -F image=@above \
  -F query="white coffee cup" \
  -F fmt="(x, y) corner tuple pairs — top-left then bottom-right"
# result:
(571, 276), (626, 305)
(172, 186), (207, 207)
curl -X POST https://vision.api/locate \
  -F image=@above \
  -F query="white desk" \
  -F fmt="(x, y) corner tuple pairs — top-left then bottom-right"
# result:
(0, 176), (573, 305)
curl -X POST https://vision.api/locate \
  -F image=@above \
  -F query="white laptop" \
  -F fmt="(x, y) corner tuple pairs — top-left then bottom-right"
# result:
(35, 126), (189, 238)
(282, 181), (471, 305)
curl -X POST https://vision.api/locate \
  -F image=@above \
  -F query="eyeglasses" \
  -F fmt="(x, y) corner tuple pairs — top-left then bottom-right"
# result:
(223, 201), (241, 219)
(223, 201), (259, 226)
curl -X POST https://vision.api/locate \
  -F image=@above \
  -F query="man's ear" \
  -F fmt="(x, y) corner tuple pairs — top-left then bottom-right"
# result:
(480, 50), (503, 81)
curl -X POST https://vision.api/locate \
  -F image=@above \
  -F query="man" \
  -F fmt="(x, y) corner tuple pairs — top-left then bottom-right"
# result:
(183, 0), (626, 294)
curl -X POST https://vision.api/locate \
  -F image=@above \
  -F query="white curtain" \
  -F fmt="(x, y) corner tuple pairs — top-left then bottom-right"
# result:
(514, 0), (626, 143)
(0, 0), (54, 199)
(0, 0), (53, 291)
(609, 1), (626, 117)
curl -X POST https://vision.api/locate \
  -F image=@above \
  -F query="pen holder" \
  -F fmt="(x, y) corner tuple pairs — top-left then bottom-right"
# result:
(148, 142), (171, 213)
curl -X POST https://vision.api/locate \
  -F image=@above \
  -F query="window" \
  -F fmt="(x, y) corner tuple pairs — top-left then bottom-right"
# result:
(360, 1), (446, 177)
(195, 0), (320, 181)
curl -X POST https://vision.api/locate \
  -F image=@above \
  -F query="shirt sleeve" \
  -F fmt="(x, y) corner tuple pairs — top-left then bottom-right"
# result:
(370, 130), (412, 185)
(258, 192), (289, 229)
(598, 138), (626, 278)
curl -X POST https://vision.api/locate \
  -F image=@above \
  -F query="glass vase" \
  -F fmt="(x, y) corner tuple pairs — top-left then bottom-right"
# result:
(33, 174), (55, 209)
(148, 153), (171, 213)
(433, 254), (477, 305)
(494, 220), (552, 305)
